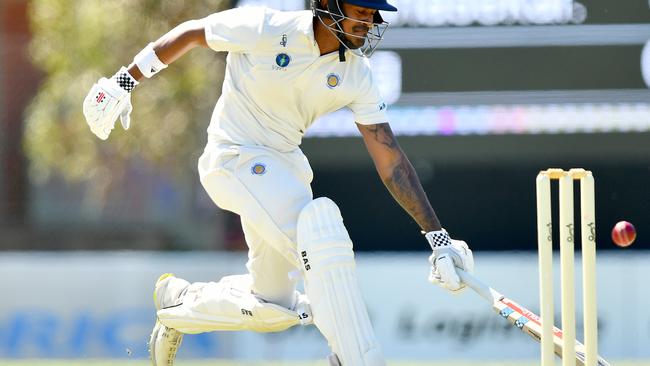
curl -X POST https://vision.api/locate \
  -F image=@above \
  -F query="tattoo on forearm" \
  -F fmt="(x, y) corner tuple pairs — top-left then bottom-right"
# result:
(364, 124), (441, 232)
(384, 155), (441, 232)
(364, 123), (398, 149)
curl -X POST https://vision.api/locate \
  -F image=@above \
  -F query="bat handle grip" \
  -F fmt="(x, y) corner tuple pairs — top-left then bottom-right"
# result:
(457, 269), (504, 302)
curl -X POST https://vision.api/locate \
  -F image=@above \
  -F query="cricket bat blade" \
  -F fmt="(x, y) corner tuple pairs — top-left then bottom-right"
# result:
(457, 269), (610, 366)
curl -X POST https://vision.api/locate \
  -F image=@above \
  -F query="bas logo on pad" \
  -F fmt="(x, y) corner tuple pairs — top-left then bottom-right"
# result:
(301, 251), (310, 270)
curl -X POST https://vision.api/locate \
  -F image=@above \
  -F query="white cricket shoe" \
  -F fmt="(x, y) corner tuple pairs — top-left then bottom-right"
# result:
(149, 319), (183, 366)
(149, 273), (185, 366)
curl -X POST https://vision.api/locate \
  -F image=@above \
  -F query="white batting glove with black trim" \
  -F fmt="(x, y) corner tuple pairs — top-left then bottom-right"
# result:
(425, 229), (474, 292)
(83, 67), (137, 140)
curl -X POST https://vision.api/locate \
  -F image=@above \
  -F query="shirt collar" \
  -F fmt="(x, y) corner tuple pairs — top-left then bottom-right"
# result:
(295, 11), (320, 55)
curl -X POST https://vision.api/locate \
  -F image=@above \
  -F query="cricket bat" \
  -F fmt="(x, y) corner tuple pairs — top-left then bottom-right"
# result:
(457, 270), (610, 366)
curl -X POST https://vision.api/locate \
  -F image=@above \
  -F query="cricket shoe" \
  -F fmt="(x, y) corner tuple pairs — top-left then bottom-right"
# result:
(149, 319), (183, 366)
(149, 273), (188, 366)
(153, 273), (190, 311)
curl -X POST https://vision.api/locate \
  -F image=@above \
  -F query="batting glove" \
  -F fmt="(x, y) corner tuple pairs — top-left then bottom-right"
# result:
(83, 67), (137, 140)
(425, 229), (474, 292)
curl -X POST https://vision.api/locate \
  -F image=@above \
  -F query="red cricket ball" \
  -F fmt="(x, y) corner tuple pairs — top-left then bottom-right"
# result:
(611, 221), (636, 247)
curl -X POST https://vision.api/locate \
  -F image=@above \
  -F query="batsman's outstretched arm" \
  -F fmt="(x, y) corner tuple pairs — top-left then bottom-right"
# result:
(126, 20), (209, 82)
(356, 122), (441, 232)
(83, 19), (208, 140)
(357, 122), (474, 292)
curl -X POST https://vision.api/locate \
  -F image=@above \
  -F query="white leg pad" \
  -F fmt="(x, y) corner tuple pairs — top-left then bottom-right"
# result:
(157, 274), (311, 334)
(297, 197), (385, 366)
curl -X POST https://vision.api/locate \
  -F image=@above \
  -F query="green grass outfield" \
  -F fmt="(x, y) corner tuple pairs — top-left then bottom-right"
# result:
(2, 361), (650, 366)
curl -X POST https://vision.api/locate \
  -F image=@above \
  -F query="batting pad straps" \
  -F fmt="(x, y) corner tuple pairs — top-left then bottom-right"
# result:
(134, 43), (168, 78)
(111, 67), (138, 93)
(297, 197), (386, 366)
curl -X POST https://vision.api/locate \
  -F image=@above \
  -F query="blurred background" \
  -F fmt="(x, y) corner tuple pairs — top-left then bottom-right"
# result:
(1, 0), (649, 363)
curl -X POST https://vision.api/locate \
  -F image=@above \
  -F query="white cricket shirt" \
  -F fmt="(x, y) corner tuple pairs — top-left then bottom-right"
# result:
(204, 7), (388, 152)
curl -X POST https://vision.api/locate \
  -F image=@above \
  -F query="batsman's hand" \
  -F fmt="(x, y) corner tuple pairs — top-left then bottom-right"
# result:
(83, 76), (133, 140)
(425, 229), (474, 292)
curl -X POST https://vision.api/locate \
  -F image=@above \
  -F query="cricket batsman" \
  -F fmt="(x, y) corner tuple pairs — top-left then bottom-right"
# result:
(82, 0), (474, 364)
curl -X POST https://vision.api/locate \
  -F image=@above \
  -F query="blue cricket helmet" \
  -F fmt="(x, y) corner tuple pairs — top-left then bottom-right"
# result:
(342, 0), (397, 12)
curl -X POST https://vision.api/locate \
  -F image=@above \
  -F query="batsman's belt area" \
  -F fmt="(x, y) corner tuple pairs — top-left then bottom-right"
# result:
(2, 361), (650, 366)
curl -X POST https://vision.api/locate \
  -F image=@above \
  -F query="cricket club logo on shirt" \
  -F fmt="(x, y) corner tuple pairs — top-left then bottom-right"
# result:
(326, 73), (341, 89)
(275, 53), (291, 68)
(251, 163), (267, 175)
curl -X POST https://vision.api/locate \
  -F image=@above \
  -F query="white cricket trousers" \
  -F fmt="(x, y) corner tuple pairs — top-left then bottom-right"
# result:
(197, 141), (314, 308)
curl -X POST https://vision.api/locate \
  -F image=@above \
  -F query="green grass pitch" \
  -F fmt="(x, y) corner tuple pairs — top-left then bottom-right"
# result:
(2, 361), (650, 366)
